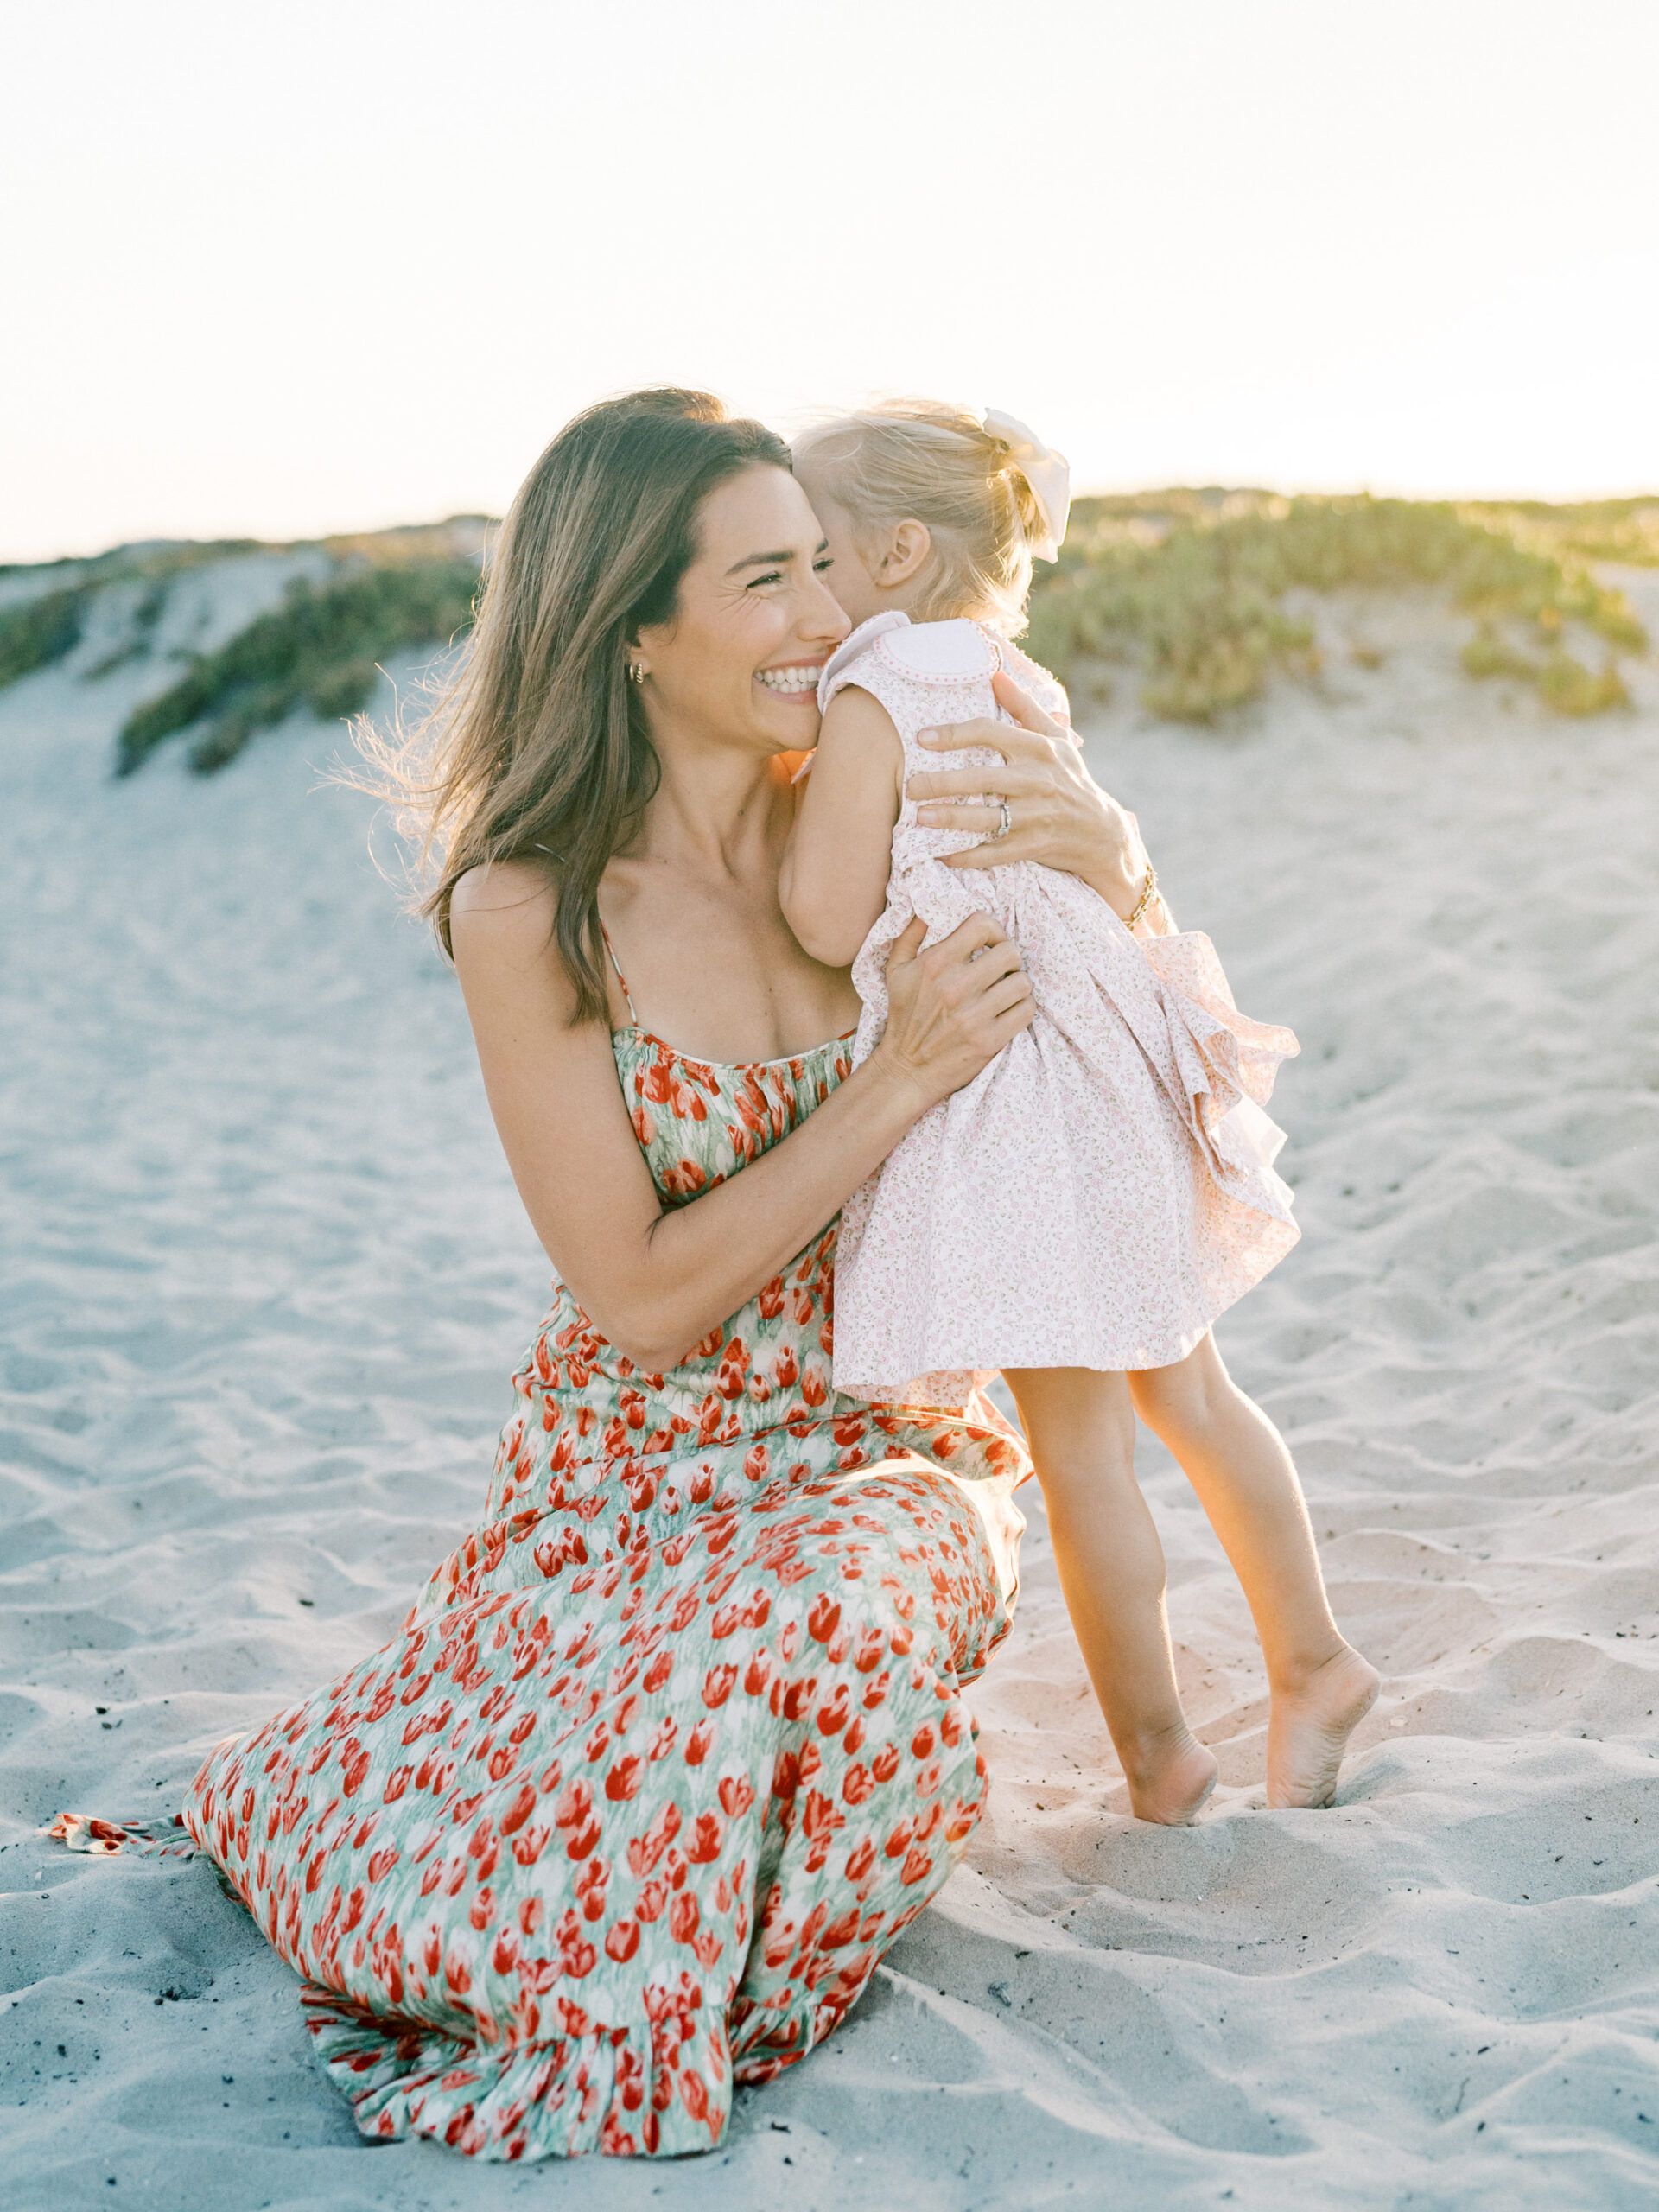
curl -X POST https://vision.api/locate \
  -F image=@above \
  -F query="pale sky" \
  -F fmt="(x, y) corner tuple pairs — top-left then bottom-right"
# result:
(7, 0), (1659, 563)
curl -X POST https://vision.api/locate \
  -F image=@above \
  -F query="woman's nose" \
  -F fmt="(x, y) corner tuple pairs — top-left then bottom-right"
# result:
(804, 573), (851, 645)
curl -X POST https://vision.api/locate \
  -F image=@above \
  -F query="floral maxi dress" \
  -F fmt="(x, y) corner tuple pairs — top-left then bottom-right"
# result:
(52, 1017), (1029, 2162)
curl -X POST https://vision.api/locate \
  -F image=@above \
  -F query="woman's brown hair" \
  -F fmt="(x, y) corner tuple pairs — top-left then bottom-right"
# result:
(359, 388), (789, 1021)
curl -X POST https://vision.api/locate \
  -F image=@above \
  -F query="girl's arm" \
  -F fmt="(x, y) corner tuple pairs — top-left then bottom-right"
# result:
(450, 861), (1031, 1374)
(778, 685), (905, 967)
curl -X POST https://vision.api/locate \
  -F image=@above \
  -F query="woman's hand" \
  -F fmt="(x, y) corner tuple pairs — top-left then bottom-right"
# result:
(907, 670), (1153, 924)
(870, 912), (1035, 1115)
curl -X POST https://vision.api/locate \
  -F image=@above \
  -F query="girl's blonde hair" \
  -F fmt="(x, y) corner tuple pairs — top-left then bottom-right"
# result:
(793, 398), (1048, 635)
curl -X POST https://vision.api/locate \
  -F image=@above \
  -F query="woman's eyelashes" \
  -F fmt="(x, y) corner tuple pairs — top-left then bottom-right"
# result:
(746, 556), (833, 591)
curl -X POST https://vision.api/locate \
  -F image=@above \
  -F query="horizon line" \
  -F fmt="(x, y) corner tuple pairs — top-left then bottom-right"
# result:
(9, 483), (1659, 574)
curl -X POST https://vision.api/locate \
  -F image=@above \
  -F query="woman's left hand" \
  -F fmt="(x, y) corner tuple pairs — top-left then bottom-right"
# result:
(908, 670), (1152, 923)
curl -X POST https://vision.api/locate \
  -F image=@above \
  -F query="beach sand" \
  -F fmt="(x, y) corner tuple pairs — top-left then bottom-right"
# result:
(3, 564), (1657, 2208)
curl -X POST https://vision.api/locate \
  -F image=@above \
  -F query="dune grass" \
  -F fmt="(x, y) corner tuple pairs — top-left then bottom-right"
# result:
(86, 580), (170, 678)
(1462, 495), (1659, 570)
(0, 588), (85, 686)
(0, 540), (264, 691)
(1025, 492), (1649, 721)
(2, 498), (1647, 768)
(0, 525), (486, 774)
(115, 558), (482, 775)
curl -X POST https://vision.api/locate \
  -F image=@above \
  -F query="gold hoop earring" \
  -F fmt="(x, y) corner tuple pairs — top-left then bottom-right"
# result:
(626, 661), (646, 685)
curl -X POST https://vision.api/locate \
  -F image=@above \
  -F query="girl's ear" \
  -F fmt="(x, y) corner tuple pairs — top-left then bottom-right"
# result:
(877, 518), (932, 586)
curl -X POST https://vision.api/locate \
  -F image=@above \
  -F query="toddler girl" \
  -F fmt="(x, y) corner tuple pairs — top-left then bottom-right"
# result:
(781, 400), (1377, 1821)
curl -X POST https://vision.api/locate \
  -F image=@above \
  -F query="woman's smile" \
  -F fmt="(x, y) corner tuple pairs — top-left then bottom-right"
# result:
(754, 658), (825, 702)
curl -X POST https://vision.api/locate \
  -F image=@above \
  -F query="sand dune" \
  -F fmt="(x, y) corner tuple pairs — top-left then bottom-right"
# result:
(3, 564), (1658, 2208)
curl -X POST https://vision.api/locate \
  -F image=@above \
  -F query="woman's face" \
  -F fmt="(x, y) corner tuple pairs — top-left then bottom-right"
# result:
(634, 465), (850, 755)
(789, 465), (889, 630)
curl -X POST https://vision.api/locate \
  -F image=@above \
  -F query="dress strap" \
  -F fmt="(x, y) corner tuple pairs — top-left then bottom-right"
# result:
(598, 921), (639, 1027)
(534, 844), (637, 1027)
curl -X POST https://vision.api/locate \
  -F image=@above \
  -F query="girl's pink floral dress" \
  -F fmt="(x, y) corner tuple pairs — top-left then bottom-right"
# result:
(52, 1010), (1029, 2163)
(821, 612), (1302, 1409)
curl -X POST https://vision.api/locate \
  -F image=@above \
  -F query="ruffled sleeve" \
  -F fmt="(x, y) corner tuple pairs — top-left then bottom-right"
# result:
(1139, 929), (1300, 1217)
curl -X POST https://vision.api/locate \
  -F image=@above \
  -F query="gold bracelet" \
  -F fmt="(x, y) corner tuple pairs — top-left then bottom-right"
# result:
(1124, 861), (1158, 933)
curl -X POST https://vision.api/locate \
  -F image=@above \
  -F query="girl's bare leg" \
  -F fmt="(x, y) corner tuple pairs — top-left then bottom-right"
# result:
(1004, 1366), (1217, 1825)
(1129, 1334), (1379, 1808)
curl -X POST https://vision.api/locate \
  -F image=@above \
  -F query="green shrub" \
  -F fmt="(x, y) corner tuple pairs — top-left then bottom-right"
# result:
(0, 540), (272, 696)
(86, 579), (169, 677)
(304, 658), (382, 721)
(1460, 623), (1631, 713)
(1535, 651), (1630, 715)
(1460, 624), (1538, 682)
(1462, 496), (1659, 570)
(1027, 493), (1647, 722)
(116, 557), (481, 775)
(0, 587), (85, 684)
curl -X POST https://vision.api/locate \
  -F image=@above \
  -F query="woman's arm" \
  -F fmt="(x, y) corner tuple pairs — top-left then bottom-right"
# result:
(907, 670), (1176, 932)
(450, 862), (1032, 1374)
(778, 686), (904, 967)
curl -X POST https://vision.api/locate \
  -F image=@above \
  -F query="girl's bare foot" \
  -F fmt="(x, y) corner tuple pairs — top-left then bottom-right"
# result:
(1266, 1646), (1380, 1808)
(1124, 1725), (1219, 1825)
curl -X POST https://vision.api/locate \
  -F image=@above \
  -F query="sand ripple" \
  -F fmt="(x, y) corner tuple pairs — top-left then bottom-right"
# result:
(3, 584), (1657, 2206)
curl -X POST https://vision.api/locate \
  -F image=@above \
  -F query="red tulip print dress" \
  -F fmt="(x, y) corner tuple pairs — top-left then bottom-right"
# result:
(52, 1000), (1029, 2162)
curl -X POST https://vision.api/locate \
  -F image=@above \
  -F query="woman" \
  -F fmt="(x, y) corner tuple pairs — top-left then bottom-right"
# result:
(55, 389), (1155, 2160)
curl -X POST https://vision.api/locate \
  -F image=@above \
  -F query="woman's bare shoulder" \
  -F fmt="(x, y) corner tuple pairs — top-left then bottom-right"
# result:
(451, 855), (556, 918)
(450, 857), (559, 953)
(448, 858), (572, 1004)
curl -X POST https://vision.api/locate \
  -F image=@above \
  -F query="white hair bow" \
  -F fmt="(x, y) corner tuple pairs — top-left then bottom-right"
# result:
(982, 407), (1071, 561)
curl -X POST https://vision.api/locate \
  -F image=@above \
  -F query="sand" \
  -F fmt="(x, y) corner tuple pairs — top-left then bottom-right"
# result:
(3, 560), (1658, 2209)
